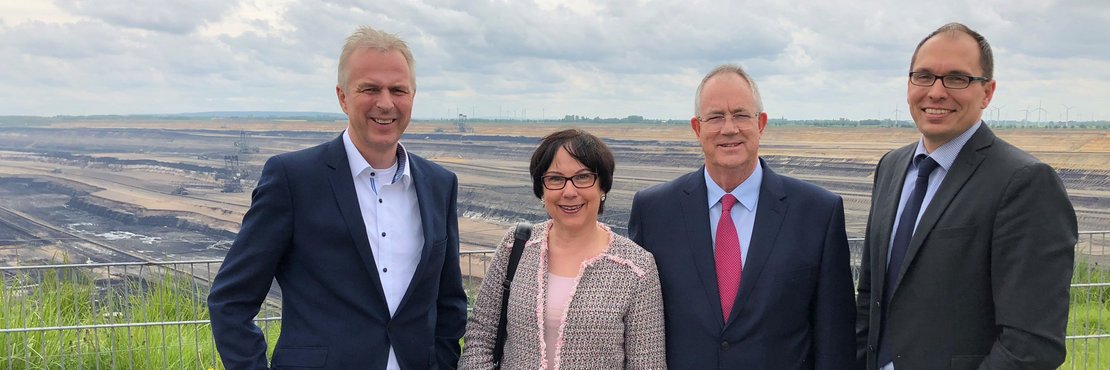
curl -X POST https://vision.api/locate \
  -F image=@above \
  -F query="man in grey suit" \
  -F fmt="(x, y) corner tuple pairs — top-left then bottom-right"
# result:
(855, 22), (1077, 370)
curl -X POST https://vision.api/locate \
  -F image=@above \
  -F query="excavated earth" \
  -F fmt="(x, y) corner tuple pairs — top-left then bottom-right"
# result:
(1, 121), (1107, 272)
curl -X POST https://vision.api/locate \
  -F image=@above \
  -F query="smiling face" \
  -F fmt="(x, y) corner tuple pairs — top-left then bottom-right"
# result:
(542, 147), (603, 232)
(908, 32), (995, 151)
(336, 48), (414, 166)
(692, 72), (767, 189)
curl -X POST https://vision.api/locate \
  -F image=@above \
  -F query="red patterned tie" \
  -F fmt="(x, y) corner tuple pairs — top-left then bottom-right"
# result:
(715, 194), (742, 321)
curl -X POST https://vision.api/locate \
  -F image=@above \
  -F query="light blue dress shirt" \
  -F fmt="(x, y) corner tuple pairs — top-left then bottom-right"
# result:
(705, 161), (763, 269)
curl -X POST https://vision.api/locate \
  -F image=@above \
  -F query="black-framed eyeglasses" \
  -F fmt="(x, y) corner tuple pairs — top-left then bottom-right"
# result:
(542, 173), (598, 190)
(908, 72), (989, 89)
(696, 111), (761, 132)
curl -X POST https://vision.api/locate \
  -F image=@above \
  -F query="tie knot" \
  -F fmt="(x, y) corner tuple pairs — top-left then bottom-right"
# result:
(720, 194), (738, 212)
(915, 155), (939, 179)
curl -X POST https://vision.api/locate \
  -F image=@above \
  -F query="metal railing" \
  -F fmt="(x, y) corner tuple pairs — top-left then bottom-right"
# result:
(1, 232), (1107, 369)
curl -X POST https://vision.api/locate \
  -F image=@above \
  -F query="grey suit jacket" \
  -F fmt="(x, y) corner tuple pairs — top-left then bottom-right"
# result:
(855, 124), (1077, 370)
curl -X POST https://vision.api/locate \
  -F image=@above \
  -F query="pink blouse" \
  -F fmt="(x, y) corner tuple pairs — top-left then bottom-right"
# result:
(543, 273), (578, 368)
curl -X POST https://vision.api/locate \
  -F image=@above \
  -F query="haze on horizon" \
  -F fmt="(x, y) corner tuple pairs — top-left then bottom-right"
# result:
(1, 0), (1107, 121)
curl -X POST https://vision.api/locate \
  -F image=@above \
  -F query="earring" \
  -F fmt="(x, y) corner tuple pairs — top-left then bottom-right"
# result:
(601, 194), (606, 201)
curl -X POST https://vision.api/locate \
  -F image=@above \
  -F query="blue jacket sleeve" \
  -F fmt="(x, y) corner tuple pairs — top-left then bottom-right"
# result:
(208, 155), (294, 370)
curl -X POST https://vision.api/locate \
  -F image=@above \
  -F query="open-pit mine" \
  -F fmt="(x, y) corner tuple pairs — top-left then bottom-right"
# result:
(1, 120), (1107, 273)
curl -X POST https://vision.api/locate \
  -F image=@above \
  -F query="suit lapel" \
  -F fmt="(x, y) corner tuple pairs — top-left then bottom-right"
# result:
(679, 168), (724, 325)
(394, 156), (436, 313)
(872, 146), (914, 296)
(325, 135), (389, 308)
(729, 160), (785, 327)
(896, 126), (992, 286)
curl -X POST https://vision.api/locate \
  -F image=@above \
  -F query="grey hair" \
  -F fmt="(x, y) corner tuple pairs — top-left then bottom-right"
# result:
(694, 64), (764, 116)
(337, 26), (416, 92)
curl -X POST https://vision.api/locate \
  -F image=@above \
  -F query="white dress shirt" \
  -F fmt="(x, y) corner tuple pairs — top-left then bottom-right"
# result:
(704, 161), (763, 268)
(881, 121), (981, 370)
(343, 131), (424, 370)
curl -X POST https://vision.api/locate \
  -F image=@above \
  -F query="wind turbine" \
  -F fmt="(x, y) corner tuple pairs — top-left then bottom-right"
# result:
(992, 105), (1005, 122)
(1020, 105), (1032, 122)
(1035, 100), (1047, 123)
(1062, 105), (1075, 128)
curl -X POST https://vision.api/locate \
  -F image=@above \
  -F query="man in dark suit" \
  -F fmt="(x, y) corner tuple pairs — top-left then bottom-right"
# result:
(628, 64), (855, 369)
(208, 26), (467, 370)
(855, 23), (1077, 370)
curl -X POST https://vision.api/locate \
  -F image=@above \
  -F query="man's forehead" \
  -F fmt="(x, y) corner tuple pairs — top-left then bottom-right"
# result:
(353, 79), (411, 87)
(912, 33), (981, 70)
(348, 49), (411, 71)
(700, 85), (755, 111)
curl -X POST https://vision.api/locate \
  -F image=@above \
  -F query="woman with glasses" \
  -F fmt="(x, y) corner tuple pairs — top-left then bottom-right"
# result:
(460, 129), (666, 369)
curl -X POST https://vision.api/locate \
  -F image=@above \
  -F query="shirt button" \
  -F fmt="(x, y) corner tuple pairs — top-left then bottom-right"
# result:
(382, 268), (388, 273)
(381, 232), (386, 237)
(720, 341), (730, 351)
(370, 172), (376, 177)
(378, 198), (383, 203)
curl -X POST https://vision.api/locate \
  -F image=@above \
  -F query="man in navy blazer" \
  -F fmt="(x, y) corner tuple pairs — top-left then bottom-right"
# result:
(208, 26), (467, 369)
(629, 64), (855, 369)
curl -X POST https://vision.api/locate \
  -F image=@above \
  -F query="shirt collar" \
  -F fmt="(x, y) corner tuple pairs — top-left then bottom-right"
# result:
(704, 160), (762, 212)
(914, 120), (981, 172)
(342, 130), (411, 185)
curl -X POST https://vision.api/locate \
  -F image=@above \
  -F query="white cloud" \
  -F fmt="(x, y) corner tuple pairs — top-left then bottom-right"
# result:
(54, 0), (236, 34)
(0, 0), (1106, 120)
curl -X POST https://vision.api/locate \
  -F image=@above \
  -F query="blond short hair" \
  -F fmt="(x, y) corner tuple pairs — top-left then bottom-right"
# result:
(337, 26), (415, 92)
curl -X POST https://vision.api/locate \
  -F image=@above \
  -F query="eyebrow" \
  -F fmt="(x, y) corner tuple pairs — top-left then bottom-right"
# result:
(544, 169), (592, 176)
(705, 107), (754, 115)
(912, 68), (974, 76)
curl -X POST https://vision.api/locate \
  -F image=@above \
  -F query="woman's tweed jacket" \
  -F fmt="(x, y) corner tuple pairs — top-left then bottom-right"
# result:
(459, 220), (666, 370)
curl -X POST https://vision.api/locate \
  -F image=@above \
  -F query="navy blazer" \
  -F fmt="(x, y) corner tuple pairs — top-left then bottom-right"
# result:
(629, 160), (855, 369)
(208, 135), (467, 369)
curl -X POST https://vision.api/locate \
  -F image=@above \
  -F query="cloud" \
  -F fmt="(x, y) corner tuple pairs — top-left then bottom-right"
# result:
(0, 0), (1106, 119)
(53, 0), (237, 34)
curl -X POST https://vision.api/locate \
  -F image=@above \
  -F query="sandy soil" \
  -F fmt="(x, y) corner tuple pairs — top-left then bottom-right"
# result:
(2, 121), (1107, 263)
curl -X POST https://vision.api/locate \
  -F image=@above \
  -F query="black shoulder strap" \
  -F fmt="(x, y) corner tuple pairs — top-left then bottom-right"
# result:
(492, 222), (532, 368)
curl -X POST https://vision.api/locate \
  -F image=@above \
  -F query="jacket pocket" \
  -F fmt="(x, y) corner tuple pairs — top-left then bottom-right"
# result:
(949, 355), (984, 370)
(775, 266), (817, 282)
(271, 346), (328, 368)
(929, 225), (977, 240)
(433, 236), (448, 251)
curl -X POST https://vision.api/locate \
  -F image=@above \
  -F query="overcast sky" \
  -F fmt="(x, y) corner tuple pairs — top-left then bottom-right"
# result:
(1, 0), (1107, 121)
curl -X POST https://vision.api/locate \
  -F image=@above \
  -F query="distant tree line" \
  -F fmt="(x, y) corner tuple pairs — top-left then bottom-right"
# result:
(3, 114), (1107, 129)
(558, 114), (687, 124)
(766, 118), (1110, 129)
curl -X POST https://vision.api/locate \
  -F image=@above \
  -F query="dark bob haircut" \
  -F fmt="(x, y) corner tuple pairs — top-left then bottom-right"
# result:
(529, 128), (615, 214)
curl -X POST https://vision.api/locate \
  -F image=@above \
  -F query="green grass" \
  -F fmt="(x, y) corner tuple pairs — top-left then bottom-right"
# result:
(1064, 259), (1110, 368)
(2, 259), (1108, 369)
(1066, 301), (1110, 368)
(1, 268), (280, 369)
